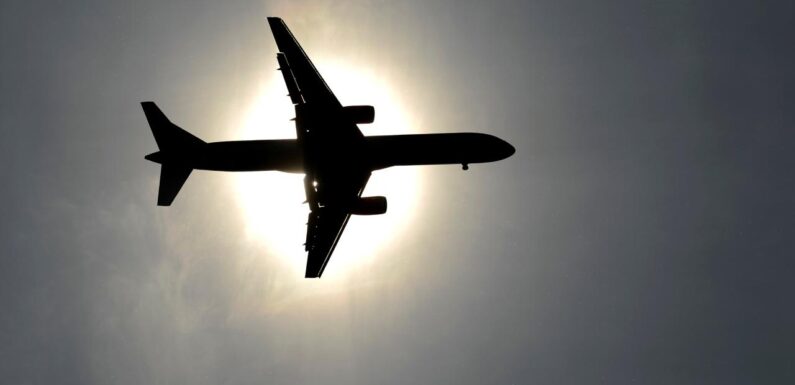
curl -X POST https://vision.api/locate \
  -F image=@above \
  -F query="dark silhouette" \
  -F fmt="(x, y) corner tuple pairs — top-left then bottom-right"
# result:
(143, 17), (515, 278)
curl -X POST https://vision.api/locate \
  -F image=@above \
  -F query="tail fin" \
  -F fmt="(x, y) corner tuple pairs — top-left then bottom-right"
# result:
(142, 102), (204, 150)
(156, 164), (193, 206)
(141, 101), (206, 206)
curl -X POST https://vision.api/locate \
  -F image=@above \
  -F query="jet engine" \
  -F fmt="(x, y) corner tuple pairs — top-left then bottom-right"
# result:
(349, 196), (387, 215)
(342, 105), (375, 124)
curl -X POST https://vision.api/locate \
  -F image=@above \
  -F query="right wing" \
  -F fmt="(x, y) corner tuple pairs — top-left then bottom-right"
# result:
(267, 17), (341, 108)
(267, 16), (363, 151)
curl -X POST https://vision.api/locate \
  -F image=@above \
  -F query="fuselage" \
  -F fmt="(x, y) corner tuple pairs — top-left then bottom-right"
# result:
(142, 17), (517, 278)
(146, 133), (515, 173)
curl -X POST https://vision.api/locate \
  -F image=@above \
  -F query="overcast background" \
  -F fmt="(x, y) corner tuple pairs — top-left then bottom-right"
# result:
(1, 0), (793, 384)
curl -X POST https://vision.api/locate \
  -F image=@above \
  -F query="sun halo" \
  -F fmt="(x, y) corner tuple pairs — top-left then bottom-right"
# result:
(234, 61), (422, 277)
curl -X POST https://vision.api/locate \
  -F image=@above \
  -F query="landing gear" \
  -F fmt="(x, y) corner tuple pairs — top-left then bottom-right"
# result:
(462, 163), (469, 170)
(303, 175), (319, 211)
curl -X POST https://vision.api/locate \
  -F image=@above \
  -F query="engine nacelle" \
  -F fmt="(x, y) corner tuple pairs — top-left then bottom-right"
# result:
(350, 196), (387, 215)
(342, 105), (375, 124)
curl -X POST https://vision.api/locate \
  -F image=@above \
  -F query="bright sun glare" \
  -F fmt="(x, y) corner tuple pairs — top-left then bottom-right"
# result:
(235, 61), (422, 276)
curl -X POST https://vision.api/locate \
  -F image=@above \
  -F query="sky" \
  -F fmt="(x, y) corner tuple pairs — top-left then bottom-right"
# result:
(1, 0), (793, 384)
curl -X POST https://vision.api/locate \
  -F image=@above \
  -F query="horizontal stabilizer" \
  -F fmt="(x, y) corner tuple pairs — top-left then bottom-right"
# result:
(141, 101), (204, 149)
(157, 163), (192, 206)
(142, 101), (204, 206)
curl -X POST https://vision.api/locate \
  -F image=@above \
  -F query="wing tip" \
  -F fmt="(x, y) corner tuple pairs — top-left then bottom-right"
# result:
(304, 260), (324, 279)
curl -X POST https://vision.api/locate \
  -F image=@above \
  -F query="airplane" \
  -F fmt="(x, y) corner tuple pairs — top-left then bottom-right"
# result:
(142, 17), (515, 278)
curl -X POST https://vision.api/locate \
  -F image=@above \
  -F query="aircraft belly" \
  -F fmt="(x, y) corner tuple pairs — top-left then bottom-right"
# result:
(143, 17), (516, 278)
(365, 133), (513, 169)
(193, 139), (303, 172)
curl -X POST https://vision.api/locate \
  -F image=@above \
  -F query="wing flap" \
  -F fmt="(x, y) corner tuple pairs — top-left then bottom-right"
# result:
(277, 53), (304, 105)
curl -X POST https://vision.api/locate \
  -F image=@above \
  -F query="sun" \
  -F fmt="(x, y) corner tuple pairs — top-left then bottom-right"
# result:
(234, 60), (422, 276)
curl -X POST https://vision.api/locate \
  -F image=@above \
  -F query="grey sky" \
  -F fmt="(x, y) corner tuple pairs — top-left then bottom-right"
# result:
(1, 0), (793, 384)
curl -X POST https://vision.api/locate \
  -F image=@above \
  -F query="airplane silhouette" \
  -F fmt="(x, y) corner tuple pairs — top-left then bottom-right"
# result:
(143, 17), (515, 278)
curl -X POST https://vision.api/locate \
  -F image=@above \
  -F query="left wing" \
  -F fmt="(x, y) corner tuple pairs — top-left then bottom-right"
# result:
(303, 172), (371, 278)
(304, 209), (350, 278)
